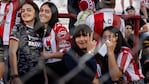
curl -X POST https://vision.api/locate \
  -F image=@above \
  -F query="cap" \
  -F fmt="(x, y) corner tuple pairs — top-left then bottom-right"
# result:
(126, 6), (135, 11)
(143, 36), (149, 48)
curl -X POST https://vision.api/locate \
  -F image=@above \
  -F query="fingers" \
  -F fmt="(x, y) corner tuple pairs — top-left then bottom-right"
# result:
(87, 32), (93, 42)
(90, 32), (93, 41)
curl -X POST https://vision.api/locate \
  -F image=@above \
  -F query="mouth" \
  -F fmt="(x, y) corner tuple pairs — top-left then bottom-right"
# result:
(40, 15), (47, 19)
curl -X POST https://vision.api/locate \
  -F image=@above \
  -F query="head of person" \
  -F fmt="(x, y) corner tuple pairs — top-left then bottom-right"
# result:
(39, 2), (59, 28)
(126, 6), (135, 15)
(101, 26), (128, 54)
(125, 22), (134, 49)
(100, 0), (116, 8)
(20, 1), (39, 26)
(72, 24), (92, 55)
(125, 22), (134, 37)
(142, 36), (149, 51)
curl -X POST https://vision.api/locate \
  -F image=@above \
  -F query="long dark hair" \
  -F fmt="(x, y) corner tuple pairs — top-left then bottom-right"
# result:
(20, 1), (43, 34)
(72, 24), (92, 56)
(40, 2), (59, 37)
(102, 26), (128, 55)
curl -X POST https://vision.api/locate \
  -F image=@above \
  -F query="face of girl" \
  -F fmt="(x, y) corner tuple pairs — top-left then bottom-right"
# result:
(21, 4), (35, 24)
(75, 32), (89, 49)
(102, 30), (117, 43)
(39, 4), (52, 24)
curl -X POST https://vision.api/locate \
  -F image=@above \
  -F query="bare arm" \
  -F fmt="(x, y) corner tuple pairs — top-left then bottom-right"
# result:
(41, 48), (64, 59)
(0, 62), (4, 79)
(106, 41), (122, 81)
(121, 0), (124, 11)
(141, 1), (148, 19)
(107, 50), (122, 81)
(9, 40), (19, 75)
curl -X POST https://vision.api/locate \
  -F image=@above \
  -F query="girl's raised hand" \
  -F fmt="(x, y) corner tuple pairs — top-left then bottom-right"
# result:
(87, 32), (97, 53)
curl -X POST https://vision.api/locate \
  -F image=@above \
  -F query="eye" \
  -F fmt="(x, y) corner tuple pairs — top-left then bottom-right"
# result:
(45, 9), (51, 14)
(26, 9), (32, 12)
(21, 9), (25, 13)
(40, 9), (44, 12)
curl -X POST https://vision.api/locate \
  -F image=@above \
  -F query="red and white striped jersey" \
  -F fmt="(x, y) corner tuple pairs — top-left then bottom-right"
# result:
(42, 22), (72, 63)
(85, 9), (125, 41)
(117, 47), (144, 81)
(0, 0), (19, 45)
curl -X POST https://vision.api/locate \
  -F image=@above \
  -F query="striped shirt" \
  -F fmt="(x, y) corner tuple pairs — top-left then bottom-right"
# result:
(85, 8), (125, 40)
(0, 0), (19, 45)
(117, 47), (144, 81)
(42, 23), (71, 63)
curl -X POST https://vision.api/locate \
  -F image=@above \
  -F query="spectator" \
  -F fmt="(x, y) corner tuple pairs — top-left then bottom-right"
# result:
(63, 24), (97, 84)
(0, 0), (33, 83)
(125, 5), (148, 34)
(85, 0), (125, 43)
(39, 2), (71, 84)
(98, 26), (144, 84)
(140, 36), (149, 83)
(124, 21), (134, 49)
(142, 0), (149, 22)
(67, 0), (80, 35)
(0, 0), (19, 45)
(9, 1), (45, 84)
(74, 0), (96, 26)
(67, 0), (100, 35)
(121, 0), (133, 14)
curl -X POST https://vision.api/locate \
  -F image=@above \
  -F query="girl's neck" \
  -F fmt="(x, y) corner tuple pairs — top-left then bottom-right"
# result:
(44, 23), (48, 29)
(24, 20), (35, 27)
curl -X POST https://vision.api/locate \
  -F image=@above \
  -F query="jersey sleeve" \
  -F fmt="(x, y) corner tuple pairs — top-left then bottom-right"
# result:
(117, 47), (133, 73)
(9, 24), (21, 41)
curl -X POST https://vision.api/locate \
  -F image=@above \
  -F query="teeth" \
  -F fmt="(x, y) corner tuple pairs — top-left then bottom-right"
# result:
(40, 16), (46, 19)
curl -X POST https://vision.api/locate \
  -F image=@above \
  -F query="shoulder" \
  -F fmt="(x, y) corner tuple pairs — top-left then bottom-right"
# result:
(12, 24), (24, 32)
(120, 47), (132, 54)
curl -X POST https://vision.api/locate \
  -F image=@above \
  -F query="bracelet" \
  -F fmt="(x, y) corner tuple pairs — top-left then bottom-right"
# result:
(10, 74), (19, 80)
(87, 50), (94, 55)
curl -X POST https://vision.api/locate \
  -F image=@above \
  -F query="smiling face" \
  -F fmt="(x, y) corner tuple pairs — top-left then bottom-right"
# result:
(21, 4), (35, 24)
(75, 32), (89, 49)
(39, 4), (52, 24)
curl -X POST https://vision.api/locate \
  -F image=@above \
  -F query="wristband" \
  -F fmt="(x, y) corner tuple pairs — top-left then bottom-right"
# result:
(10, 74), (19, 80)
(87, 50), (94, 55)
